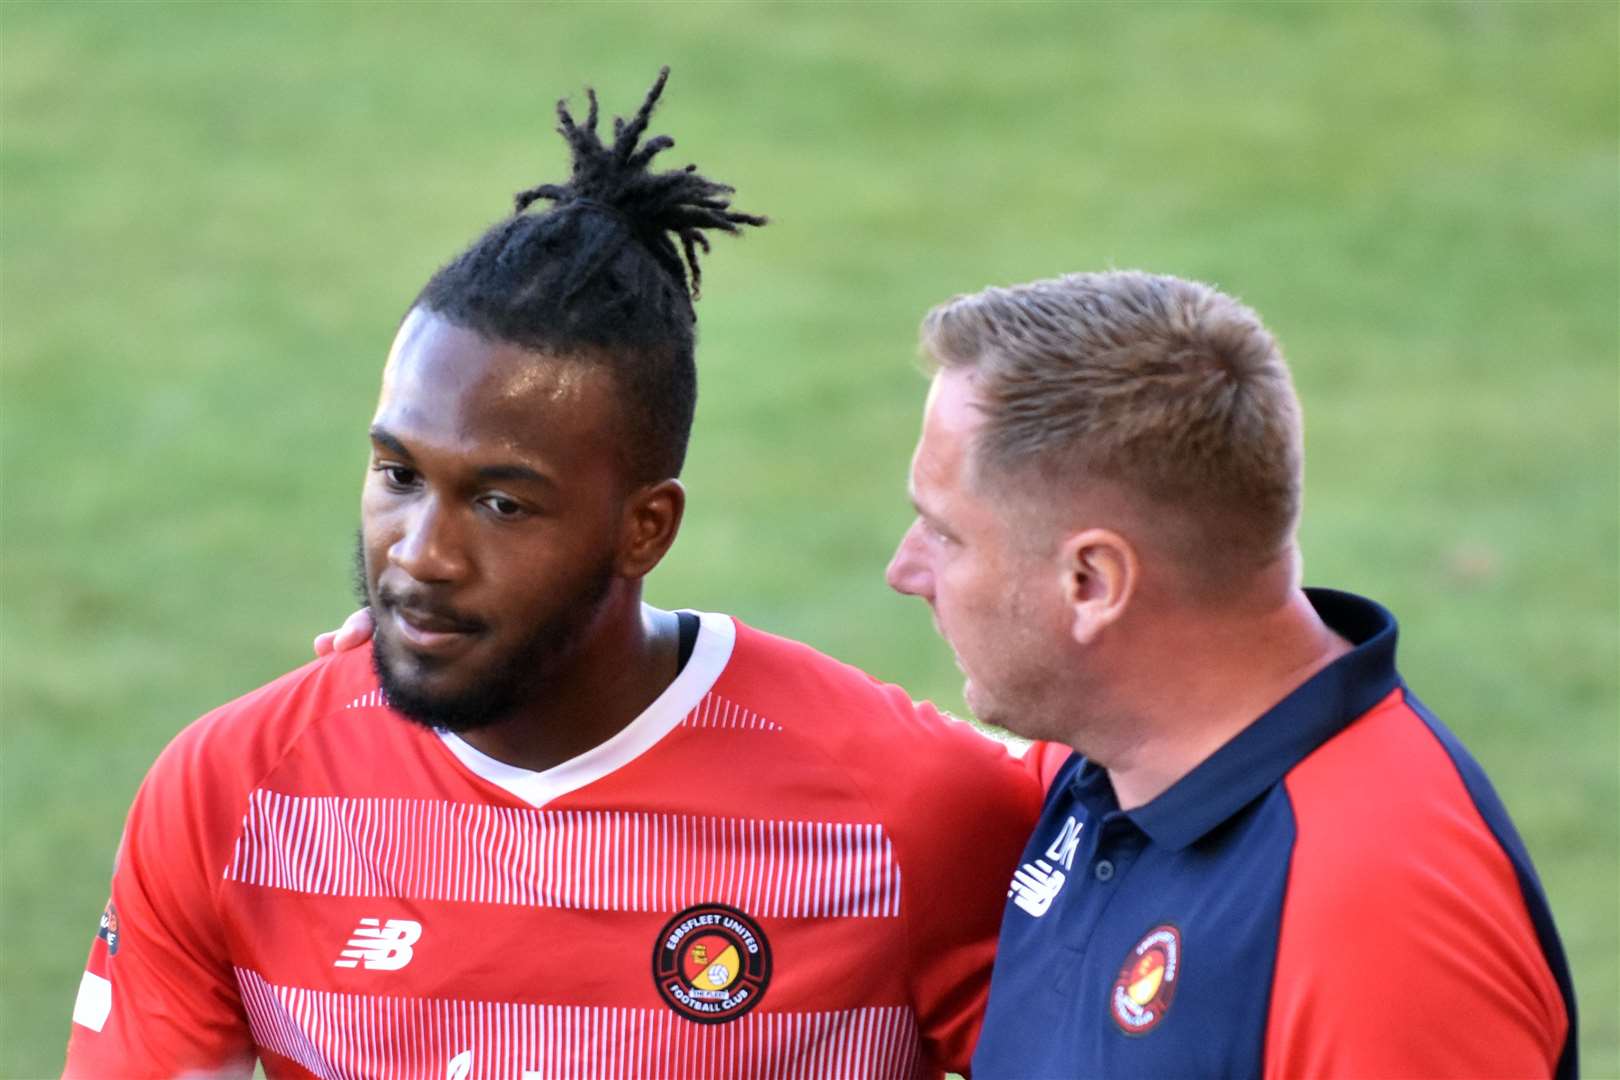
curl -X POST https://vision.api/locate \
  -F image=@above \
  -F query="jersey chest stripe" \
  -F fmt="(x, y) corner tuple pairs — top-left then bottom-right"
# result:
(816, 824), (829, 918)
(830, 824), (845, 918)
(630, 811), (642, 912)
(242, 967), (925, 1080)
(581, 809), (593, 909)
(224, 793), (902, 917)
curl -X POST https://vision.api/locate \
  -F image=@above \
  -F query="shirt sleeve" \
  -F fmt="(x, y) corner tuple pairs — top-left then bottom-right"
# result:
(891, 700), (1046, 1076)
(1264, 711), (1570, 1079)
(63, 725), (256, 1079)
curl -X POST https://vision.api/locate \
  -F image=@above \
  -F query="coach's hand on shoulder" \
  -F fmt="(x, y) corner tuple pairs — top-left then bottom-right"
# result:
(313, 609), (375, 656)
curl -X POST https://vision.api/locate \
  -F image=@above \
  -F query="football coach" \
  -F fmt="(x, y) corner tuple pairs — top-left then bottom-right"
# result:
(884, 269), (1578, 1077)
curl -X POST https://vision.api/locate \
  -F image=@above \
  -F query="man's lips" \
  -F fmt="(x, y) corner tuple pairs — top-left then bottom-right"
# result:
(386, 603), (483, 654)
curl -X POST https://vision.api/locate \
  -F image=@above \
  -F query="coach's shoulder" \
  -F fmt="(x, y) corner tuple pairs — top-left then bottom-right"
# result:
(1283, 689), (1517, 885)
(1276, 686), (1556, 980)
(1268, 691), (1571, 1076)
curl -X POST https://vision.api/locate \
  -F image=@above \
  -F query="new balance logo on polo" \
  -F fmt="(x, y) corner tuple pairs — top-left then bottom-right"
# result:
(1009, 816), (1082, 917)
(334, 918), (421, 970)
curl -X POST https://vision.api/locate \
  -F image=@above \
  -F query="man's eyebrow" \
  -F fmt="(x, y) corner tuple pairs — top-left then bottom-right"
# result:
(369, 427), (556, 489)
(369, 427), (412, 460)
(474, 463), (557, 490)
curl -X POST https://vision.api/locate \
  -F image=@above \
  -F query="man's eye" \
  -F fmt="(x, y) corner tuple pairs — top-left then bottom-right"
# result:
(376, 465), (417, 488)
(481, 495), (526, 519)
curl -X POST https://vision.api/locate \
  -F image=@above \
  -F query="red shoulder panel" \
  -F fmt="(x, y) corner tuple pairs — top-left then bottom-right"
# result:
(1265, 689), (1567, 1079)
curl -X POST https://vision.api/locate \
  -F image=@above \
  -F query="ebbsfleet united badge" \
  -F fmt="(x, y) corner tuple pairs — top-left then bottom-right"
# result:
(97, 900), (120, 956)
(652, 903), (771, 1023)
(1110, 923), (1180, 1035)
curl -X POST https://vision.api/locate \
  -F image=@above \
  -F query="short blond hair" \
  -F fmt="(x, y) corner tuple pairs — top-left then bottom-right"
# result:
(921, 271), (1303, 577)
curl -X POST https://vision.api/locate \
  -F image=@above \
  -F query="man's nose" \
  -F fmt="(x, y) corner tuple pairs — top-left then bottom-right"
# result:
(390, 496), (468, 584)
(886, 521), (933, 599)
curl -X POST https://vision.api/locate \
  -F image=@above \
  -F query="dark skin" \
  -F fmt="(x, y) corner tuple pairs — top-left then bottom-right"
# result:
(362, 307), (686, 771)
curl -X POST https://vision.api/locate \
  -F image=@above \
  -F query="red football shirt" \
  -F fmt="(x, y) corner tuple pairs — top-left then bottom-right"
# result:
(65, 612), (1046, 1079)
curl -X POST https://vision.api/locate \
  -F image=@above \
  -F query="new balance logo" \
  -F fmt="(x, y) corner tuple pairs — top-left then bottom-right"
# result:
(1009, 816), (1083, 918)
(334, 918), (421, 970)
(1009, 859), (1066, 917)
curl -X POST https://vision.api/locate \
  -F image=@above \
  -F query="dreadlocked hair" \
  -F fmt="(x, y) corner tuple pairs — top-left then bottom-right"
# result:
(414, 67), (766, 482)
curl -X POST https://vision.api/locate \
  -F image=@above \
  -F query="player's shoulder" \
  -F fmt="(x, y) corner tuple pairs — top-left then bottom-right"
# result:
(149, 646), (379, 792)
(725, 617), (1000, 737)
(713, 615), (1044, 881)
(718, 615), (1034, 794)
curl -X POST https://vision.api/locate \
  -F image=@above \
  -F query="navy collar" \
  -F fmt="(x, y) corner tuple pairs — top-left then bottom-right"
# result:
(1070, 588), (1402, 851)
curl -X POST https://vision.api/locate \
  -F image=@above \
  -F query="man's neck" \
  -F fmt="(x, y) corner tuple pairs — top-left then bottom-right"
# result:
(457, 600), (683, 774)
(1103, 589), (1351, 811)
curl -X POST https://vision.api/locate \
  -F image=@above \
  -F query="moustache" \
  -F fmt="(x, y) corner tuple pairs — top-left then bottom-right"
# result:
(375, 586), (486, 635)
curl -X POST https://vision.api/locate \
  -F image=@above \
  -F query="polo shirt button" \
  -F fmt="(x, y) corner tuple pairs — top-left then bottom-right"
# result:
(1094, 859), (1115, 882)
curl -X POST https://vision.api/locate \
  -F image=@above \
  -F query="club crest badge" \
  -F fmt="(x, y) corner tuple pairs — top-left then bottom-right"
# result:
(1110, 923), (1180, 1034)
(652, 903), (771, 1023)
(97, 900), (120, 956)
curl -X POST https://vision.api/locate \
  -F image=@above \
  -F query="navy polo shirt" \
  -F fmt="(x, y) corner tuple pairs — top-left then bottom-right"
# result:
(972, 589), (1575, 1079)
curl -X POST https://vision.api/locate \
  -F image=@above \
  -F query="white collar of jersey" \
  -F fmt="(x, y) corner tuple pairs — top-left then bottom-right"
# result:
(435, 610), (736, 807)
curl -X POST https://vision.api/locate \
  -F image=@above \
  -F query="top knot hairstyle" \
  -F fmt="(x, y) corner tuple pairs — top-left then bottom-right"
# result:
(415, 67), (766, 482)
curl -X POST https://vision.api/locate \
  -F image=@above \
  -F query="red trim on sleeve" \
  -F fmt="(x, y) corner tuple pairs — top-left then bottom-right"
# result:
(1264, 689), (1567, 1079)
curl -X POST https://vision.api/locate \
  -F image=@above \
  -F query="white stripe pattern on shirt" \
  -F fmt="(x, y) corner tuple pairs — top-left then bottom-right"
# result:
(224, 794), (901, 918)
(679, 693), (782, 731)
(237, 967), (923, 1080)
(344, 689), (387, 710)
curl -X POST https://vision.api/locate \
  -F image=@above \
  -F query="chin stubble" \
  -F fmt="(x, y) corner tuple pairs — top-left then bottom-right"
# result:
(354, 528), (618, 734)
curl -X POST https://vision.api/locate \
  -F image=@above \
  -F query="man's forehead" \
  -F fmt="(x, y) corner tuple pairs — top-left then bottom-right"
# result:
(904, 371), (980, 515)
(373, 308), (623, 466)
(923, 368), (986, 440)
(383, 305), (440, 370)
(381, 310), (608, 411)
(917, 370), (984, 468)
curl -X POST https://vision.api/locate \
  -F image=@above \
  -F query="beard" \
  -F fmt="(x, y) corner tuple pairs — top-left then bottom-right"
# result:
(353, 532), (617, 734)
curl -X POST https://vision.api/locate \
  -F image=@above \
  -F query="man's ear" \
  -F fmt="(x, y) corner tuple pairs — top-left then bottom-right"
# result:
(618, 479), (685, 579)
(1059, 527), (1137, 645)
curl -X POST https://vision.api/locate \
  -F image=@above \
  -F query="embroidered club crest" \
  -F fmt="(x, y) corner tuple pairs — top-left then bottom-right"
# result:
(652, 903), (771, 1023)
(1111, 923), (1180, 1034)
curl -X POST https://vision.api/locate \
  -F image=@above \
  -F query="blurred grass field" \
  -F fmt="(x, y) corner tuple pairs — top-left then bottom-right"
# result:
(2, 3), (1615, 1076)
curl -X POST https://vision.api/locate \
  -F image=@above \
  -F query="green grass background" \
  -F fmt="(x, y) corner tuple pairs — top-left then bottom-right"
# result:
(3, 2), (1615, 1076)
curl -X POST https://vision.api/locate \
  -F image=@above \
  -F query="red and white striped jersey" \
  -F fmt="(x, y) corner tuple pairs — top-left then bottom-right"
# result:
(65, 612), (1046, 1079)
